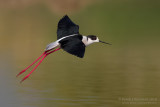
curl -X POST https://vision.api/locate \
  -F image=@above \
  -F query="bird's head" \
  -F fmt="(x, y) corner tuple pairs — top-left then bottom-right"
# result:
(87, 35), (111, 45)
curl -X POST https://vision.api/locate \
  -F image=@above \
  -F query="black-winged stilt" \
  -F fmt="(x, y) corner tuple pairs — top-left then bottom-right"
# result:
(17, 15), (111, 83)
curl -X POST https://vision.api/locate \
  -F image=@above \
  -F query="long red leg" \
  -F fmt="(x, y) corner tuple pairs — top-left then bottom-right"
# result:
(20, 48), (61, 83)
(16, 52), (46, 77)
(20, 54), (47, 83)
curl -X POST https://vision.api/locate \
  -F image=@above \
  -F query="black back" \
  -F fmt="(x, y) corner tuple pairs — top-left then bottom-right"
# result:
(59, 35), (85, 58)
(57, 15), (79, 39)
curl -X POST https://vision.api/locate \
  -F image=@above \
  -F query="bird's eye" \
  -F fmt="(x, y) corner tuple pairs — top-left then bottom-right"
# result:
(87, 35), (97, 40)
(91, 36), (97, 40)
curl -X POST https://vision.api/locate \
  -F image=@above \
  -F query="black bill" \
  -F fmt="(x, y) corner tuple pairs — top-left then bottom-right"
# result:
(99, 40), (112, 45)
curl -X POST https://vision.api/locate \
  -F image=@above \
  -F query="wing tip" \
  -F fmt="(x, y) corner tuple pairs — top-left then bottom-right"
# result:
(78, 55), (84, 58)
(60, 15), (70, 22)
(74, 53), (84, 58)
(69, 52), (84, 58)
(63, 14), (69, 18)
(62, 49), (85, 58)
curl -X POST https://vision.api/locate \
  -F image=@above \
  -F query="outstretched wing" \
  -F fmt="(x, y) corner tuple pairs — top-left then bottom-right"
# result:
(57, 15), (79, 39)
(59, 36), (85, 58)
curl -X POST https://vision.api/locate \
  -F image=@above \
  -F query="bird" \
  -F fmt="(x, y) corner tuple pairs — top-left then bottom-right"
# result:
(17, 15), (111, 83)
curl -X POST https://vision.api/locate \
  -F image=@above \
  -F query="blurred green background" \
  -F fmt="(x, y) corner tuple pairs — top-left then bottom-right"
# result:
(0, 0), (160, 107)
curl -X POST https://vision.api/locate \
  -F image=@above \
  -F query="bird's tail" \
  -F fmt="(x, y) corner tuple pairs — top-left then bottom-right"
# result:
(45, 41), (59, 51)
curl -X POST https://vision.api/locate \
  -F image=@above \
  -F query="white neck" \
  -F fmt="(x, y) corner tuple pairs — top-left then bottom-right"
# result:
(82, 36), (99, 46)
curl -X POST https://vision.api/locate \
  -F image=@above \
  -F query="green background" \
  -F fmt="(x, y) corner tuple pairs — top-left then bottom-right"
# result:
(0, 0), (160, 107)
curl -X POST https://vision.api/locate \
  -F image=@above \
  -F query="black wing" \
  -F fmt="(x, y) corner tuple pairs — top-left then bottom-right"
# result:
(57, 15), (79, 39)
(59, 35), (85, 58)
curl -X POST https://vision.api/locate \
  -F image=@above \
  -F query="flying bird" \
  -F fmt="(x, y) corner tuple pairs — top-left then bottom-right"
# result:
(17, 15), (111, 83)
